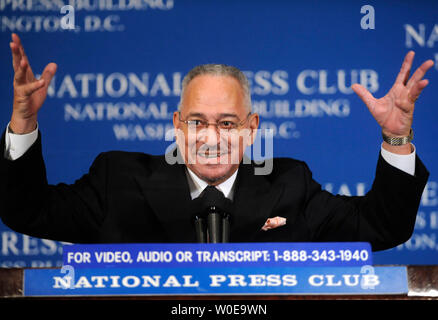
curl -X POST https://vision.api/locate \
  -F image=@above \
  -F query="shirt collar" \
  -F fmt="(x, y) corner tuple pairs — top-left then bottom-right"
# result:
(185, 167), (238, 200)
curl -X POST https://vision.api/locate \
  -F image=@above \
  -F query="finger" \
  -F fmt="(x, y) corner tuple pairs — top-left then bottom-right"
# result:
(10, 41), (22, 72)
(11, 33), (21, 46)
(12, 33), (34, 79)
(352, 83), (376, 109)
(406, 60), (435, 90)
(394, 51), (415, 85)
(14, 58), (28, 84)
(39, 63), (57, 87)
(12, 33), (27, 60)
(408, 79), (429, 103)
(402, 69), (410, 85)
(21, 79), (45, 96)
(11, 33), (20, 45)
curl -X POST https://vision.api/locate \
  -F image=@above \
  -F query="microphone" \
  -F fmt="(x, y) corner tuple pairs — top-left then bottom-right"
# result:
(207, 208), (221, 243)
(191, 186), (233, 243)
(194, 215), (207, 243)
(222, 212), (230, 243)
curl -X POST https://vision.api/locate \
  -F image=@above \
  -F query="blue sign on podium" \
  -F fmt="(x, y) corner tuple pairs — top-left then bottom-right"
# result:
(62, 242), (373, 268)
(23, 243), (408, 296)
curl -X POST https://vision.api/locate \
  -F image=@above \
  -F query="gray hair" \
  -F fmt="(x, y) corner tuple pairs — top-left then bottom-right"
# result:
(178, 64), (252, 111)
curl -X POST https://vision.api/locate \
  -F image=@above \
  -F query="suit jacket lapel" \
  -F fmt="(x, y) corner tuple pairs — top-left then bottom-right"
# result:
(134, 152), (197, 242)
(230, 160), (284, 242)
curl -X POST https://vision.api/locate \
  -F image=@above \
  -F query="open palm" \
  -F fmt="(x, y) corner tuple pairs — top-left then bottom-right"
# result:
(10, 33), (57, 123)
(352, 51), (434, 137)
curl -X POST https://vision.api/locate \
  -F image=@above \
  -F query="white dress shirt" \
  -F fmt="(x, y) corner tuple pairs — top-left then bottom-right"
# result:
(185, 166), (238, 200)
(3, 123), (417, 193)
(4, 122), (39, 161)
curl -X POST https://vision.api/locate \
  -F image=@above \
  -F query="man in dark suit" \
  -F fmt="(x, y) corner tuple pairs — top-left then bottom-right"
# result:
(0, 34), (434, 250)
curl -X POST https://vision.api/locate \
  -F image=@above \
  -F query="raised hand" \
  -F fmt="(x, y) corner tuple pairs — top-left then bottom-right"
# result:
(10, 33), (57, 134)
(352, 51), (434, 153)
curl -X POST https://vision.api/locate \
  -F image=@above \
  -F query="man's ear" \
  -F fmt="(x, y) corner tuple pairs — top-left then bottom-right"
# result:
(173, 111), (180, 129)
(248, 113), (259, 146)
(173, 111), (186, 147)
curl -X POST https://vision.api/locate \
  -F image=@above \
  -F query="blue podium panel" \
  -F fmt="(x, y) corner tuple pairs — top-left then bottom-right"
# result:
(24, 266), (408, 296)
(62, 242), (372, 268)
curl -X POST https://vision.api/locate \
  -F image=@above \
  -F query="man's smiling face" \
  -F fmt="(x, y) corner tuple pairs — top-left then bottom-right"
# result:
(173, 74), (259, 185)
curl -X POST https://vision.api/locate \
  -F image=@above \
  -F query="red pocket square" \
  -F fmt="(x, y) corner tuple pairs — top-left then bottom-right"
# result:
(261, 216), (286, 231)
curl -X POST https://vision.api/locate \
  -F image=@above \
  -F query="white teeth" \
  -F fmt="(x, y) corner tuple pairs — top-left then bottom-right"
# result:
(198, 153), (222, 158)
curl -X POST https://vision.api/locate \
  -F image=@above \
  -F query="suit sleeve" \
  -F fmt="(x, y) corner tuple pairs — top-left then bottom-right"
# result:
(0, 130), (107, 243)
(303, 153), (429, 251)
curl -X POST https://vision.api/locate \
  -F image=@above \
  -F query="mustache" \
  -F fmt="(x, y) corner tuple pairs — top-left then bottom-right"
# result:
(196, 143), (230, 155)
(183, 143), (242, 165)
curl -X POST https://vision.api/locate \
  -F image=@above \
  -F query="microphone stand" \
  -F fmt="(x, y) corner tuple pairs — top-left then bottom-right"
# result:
(194, 215), (207, 243)
(206, 206), (230, 243)
(192, 186), (233, 243)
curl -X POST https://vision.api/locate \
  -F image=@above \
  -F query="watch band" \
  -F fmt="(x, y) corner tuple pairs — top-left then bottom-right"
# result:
(382, 128), (413, 146)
